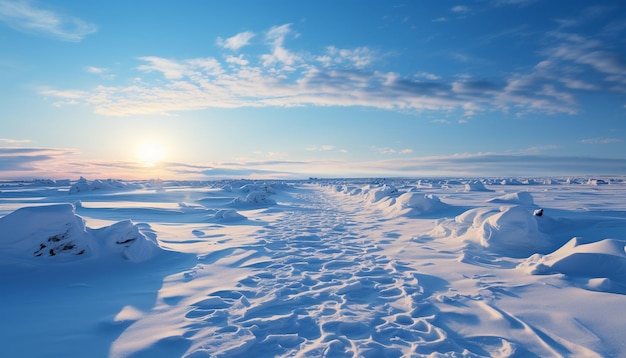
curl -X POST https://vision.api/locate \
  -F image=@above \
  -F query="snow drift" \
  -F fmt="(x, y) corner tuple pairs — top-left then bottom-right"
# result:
(209, 209), (247, 222)
(463, 180), (493, 192)
(230, 191), (277, 206)
(487, 191), (535, 205)
(0, 204), (163, 263)
(327, 183), (450, 217)
(69, 177), (138, 194)
(0, 204), (89, 260)
(388, 192), (450, 215)
(366, 184), (399, 203)
(450, 205), (554, 257)
(520, 237), (626, 281)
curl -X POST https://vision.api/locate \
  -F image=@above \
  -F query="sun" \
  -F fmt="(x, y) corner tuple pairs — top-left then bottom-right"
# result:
(136, 141), (166, 167)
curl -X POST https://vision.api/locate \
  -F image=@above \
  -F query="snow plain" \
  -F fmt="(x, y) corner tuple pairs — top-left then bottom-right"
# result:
(1, 177), (625, 357)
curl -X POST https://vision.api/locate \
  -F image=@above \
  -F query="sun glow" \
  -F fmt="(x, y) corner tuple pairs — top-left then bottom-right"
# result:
(136, 141), (166, 167)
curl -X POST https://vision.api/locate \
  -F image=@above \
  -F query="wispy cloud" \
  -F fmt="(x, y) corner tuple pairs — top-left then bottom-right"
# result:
(416, 72), (441, 81)
(538, 31), (626, 92)
(371, 146), (413, 155)
(524, 145), (559, 153)
(1, 145), (624, 179)
(137, 56), (222, 79)
(216, 30), (255, 51)
(86, 66), (105, 74)
(39, 86), (86, 107)
(39, 20), (621, 118)
(0, 0), (96, 42)
(451, 5), (471, 13)
(320, 46), (377, 69)
(86, 66), (116, 80)
(490, 0), (537, 7)
(580, 138), (623, 144)
(306, 145), (336, 151)
(0, 138), (31, 144)
(226, 55), (249, 66)
(350, 152), (626, 177)
(0, 146), (79, 177)
(261, 23), (300, 67)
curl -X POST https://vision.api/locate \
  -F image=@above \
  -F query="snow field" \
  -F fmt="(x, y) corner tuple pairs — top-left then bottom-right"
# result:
(1, 177), (625, 357)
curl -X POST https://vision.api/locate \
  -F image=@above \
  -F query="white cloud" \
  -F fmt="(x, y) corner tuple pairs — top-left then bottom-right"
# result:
(491, 0), (537, 7)
(261, 23), (300, 67)
(416, 72), (440, 81)
(578, 51), (626, 75)
(41, 56), (581, 117)
(226, 55), (249, 66)
(266, 23), (293, 45)
(306, 145), (336, 151)
(371, 146), (413, 155)
(0, 0), (96, 41)
(40, 23), (598, 118)
(137, 57), (188, 79)
(451, 5), (471, 13)
(542, 31), (626, 89)
(316, 55), (332, 66)
(186, 57), (222, 75)
(524, 145), (559, 153)
(39, 86), (87, 107)
(324, 46), (377, 69)
(137, 56), (222, 80)
(216, 31), (255, 51)
(0, 138), (31, 144)
(559, 78), (597, 90)
(86, 66), (116, 80)
(580, 138), (623, 144)
(86, 66), (105, 74)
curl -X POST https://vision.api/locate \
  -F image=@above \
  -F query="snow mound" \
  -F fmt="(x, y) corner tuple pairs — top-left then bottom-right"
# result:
(69, 177), (137, 194)
(91, 220), (161, 262)
(0, 204), (163, 263)
(230, 191), (276, 206)
(0, 204), (89, 260)
(239, 183), (273, 193)
(456, 206), (553, 257)
(178, 202), (206, 213)
(487, 191), (535, 205)
(586, 179), (608, 186)
(520, 237), (626, 281)
(209, 209), (246, 222)
(391, 192), (449, 215)
(366, 184), (399, 203)
(464, 181), (493, 192)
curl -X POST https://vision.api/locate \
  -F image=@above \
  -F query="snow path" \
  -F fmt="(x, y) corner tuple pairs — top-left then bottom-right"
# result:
(217, 187), (450, 357)
(113, 185), (460, 357)
(111, 184), (610, 357)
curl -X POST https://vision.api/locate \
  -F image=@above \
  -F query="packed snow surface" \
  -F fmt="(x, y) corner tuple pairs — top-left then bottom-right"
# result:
(1, 177), (626, 357)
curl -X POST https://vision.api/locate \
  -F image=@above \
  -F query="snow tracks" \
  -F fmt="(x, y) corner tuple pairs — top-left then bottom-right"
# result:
(180, 187), (464, 357)
(114, 185), (464, 357)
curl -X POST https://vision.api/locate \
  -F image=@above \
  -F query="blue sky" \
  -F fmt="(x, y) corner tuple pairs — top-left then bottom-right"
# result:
(0, 0), (625, 179)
